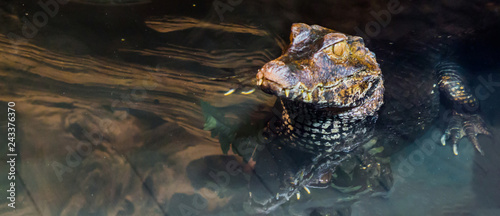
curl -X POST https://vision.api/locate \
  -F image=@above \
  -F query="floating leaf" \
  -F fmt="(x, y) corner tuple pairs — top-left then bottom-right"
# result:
(203, 115), (218, 131)
(201, 100), (270, 155)
(201, 101), (238, 154)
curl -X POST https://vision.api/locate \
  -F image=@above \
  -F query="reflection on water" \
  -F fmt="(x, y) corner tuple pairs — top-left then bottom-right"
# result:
(0, 0), (499, 215)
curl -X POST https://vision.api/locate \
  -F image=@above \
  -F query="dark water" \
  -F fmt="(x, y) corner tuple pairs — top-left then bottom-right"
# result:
(0, 0), (499, 215)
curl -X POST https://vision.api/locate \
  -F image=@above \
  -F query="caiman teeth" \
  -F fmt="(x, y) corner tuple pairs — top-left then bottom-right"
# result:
(257, 78), (263, 86)
(261, 74), (369, 103)
(305, 92), (312, 102)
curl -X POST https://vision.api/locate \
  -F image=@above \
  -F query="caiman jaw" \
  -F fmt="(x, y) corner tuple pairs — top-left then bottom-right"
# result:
(257, 70), (382, 108)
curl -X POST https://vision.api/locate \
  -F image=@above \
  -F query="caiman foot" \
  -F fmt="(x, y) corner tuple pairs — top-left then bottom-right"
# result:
(441, 112), (490, 155)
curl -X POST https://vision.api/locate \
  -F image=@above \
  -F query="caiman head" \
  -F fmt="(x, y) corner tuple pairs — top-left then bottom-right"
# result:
(257, 23), (384, 113)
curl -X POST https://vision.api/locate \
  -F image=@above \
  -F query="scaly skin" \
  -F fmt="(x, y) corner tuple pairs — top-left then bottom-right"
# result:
(240, 23), (490, 214)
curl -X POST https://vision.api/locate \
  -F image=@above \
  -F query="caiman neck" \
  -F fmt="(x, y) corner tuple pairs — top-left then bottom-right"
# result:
(270, 86), (384, 153)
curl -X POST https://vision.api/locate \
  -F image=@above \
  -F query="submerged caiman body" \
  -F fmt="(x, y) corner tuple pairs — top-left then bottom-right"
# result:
(209, 23), (489, 215)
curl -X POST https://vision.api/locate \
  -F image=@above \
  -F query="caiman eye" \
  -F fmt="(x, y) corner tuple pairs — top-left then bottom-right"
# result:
(333, 42), (346, 56)
(326, 41), (349, 63)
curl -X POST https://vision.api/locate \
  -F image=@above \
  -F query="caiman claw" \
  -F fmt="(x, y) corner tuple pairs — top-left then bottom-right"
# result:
(441, 112), (490, 155)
